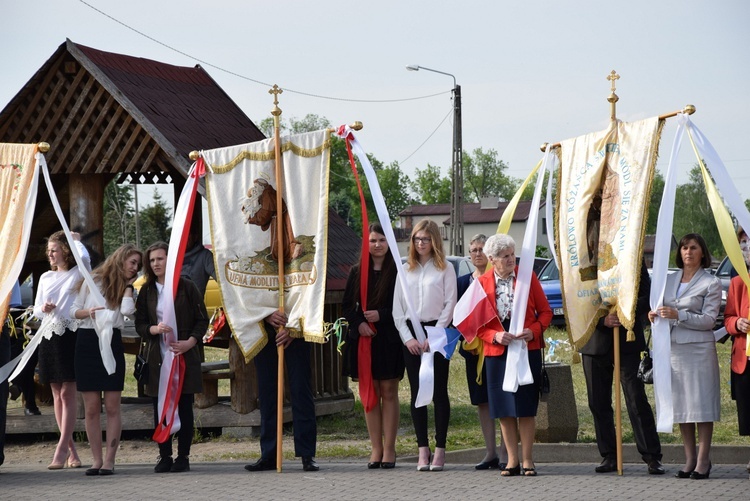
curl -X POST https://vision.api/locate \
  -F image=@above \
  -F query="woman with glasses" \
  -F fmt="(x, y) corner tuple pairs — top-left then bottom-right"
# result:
(393, 219), (457, 471)
(458, 234), (508, 471)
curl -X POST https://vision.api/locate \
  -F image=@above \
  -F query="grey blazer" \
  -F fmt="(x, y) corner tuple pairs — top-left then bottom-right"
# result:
(663, 268), (721, 344)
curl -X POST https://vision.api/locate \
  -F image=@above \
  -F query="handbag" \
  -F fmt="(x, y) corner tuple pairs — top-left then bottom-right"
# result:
(133, 341), (149, 384)
(539, 347), (551, 396)
(637, 332), (653, 385)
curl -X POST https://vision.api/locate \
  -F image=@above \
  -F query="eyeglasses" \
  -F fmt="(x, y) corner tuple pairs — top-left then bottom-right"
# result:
(412, 237), (431, 245)
(469, 248), (484, 254)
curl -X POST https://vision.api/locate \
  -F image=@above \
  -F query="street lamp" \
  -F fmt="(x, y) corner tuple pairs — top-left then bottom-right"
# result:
(406, 64), (463, 256)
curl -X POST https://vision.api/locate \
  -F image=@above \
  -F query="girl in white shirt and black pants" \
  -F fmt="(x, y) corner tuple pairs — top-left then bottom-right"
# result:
(393, 219), (457, 472)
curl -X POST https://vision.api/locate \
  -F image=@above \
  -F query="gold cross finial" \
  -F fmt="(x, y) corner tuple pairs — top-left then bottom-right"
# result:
(607, 70), (620, 93)
(269, 84), (283, 118)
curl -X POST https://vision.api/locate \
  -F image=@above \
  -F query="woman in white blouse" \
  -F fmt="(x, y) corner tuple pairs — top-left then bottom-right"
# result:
(71, 244), (142, 476)
(34, 231), (90, 470)
(393, 219), (457, 471)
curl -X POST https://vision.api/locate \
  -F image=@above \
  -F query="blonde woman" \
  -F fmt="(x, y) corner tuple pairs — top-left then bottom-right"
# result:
(393, 219), (457, 471)
(71, 244), (142, 476)
(34, 231), (88, 470)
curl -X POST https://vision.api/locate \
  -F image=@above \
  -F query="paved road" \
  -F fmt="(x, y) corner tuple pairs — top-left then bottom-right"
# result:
(1, 461), (748, 500)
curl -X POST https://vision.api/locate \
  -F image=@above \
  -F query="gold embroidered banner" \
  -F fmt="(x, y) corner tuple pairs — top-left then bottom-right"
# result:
(557, 118), (662, 349)
(0, 143), (38, 319)
(203, 130), (331, 361)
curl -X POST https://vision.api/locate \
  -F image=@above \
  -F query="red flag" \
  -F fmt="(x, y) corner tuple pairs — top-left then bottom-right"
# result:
(341, 128), (377, 413)
(453, 279), (496, 343)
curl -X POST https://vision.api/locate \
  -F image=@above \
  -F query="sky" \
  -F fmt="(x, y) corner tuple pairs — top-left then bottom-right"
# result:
(3, 0), (749, 227)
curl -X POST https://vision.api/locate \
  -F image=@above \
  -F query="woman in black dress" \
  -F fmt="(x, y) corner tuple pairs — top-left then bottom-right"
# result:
(343, 223), (403, 469)
(71, 244), (142, 476)
(135, 242), (208, 474)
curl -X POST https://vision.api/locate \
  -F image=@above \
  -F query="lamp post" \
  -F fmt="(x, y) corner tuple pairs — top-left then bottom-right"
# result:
(406, 65), (463, 256)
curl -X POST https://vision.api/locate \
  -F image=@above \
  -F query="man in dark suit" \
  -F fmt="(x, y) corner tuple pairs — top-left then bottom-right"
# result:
(579, 262), (664, 474)
(244, 310), (318, 472)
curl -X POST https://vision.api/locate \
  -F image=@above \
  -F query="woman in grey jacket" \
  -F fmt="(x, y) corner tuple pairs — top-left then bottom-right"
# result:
(649, 233), (721, 480)
(135, 242), (208, 474)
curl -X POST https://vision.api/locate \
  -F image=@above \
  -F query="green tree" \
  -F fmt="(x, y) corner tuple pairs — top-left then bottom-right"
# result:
(138, 190), (172, 248)
(411, 164), (451, 204)
(673, 165), (721, 256)
(463, 147), (518, 202)
(103, 181), (135, 255)
(645, 170), (665, 234)
(375, 161), (415, 220)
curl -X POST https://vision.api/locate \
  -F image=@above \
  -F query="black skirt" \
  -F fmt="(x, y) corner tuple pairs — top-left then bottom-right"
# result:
(38, 329), (77, 384)
(342, 328), (405, 381)
(74, 328), (125, 392)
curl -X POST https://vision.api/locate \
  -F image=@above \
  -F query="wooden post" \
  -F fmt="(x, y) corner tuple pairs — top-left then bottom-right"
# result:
(269, 84), (286, 473)
(68, 173), (105, 263)
(230, 336), (257, 413)
(614, 325), (623, 475)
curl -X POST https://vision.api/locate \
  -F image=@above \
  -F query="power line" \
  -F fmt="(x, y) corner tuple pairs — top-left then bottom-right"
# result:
(78, 1), (450, 104)
(399, 108), (453, 165)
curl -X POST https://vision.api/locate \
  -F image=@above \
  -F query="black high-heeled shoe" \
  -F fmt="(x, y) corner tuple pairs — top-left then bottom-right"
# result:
(475, 457), (500, 470)
(675, 470), (693, 478)
(690, 462), (711, 480)
(500, 464), (521, 477)
(367, 461), (382, 469)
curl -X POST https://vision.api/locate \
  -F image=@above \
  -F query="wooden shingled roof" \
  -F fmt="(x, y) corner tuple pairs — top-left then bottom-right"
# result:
(0, 39), (265, 182)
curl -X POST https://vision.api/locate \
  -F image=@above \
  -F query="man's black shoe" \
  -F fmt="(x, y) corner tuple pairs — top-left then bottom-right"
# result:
(648, 459), (666, 475)
(302, 456), (319, 472)
(154, 456), (173, 473)
(595, 458), (617, 473)
(244, 458), (276, 472)
(171, 456), (190, 472)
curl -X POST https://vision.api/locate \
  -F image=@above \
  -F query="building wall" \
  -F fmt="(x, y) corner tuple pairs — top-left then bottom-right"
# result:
(396, 207), (552, 259)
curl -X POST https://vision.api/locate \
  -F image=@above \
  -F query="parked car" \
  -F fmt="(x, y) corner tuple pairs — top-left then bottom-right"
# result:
(537, 259), (565, 326)
(712, 255), (735, 327)
(401, 255), (474, 280)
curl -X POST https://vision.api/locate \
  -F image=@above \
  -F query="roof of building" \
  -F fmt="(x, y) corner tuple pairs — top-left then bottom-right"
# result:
(399, 200), (546, 224)
(0, 39), (265, 180)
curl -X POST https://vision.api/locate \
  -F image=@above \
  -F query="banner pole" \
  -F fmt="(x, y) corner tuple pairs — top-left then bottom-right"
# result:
(269, 85), (286, 473)
(539, 104), (695, 152)
(614, 324), (623, 475)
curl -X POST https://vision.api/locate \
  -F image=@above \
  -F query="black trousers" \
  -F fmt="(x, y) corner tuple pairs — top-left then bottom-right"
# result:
(9, 333), (37, 411)
(582, 351), (662, 462)
(0, 328), (9, 466)
(403, 346), (451, 449)
(254, 325), (316, 459)
(152, 393), (195, 458)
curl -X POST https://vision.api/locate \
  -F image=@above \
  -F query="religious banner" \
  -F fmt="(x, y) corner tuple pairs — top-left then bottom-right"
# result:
(557, 118), (662, 349)
(0, 143), (39, 321)
(203, 130), (330, 361)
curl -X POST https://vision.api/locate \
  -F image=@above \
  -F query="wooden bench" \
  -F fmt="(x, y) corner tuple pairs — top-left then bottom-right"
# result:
(195, 360), (234, 409)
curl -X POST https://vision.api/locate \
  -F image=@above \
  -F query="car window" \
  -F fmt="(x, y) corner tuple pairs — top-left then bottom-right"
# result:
(715, 256), (735, 278)
(538, 260), (559, 281)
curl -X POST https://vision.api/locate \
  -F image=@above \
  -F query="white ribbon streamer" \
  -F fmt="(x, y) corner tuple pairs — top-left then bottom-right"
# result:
(415, 326), (450, 407)
(335, 126), (437, 407)
(502, 147), (554, 392)
(155, 161), (200, 434)
(649, 114), (685, 432)
(39, 157), (116, 374)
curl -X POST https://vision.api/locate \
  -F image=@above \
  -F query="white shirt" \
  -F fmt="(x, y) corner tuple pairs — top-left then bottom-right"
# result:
(33, 240), (90, 335)
(393, 258), (457, 345)
(70, 281), (135, 330)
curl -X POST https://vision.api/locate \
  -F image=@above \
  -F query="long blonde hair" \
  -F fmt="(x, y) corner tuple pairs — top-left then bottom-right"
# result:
(91, 244), (142, 308)
(407, 219), (446, 271)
